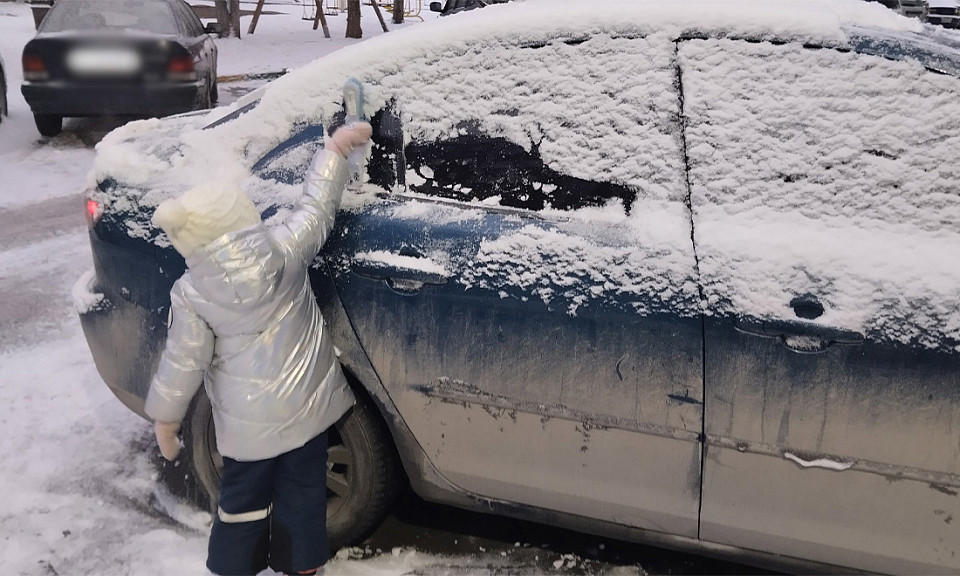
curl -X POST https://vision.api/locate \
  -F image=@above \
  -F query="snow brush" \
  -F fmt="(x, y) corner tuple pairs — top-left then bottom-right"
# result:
(343, 78), (368, 181)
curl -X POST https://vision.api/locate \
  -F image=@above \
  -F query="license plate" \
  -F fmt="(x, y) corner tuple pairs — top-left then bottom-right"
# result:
(66, 47), (141, 75)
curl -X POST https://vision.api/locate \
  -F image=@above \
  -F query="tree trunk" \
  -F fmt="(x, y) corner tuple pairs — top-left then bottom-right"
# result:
(313, 0), (331, 38)
(346, 0), (362, 38)
(392, 0), (404, 24)
(229, 0), (241, 38)
(370, 0), (388, 32)
(214, 0), (230, 36)
(214, 0), (241, 38)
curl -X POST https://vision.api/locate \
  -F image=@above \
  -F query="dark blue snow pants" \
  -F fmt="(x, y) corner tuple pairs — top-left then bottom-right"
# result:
(206, 431), (329, 576)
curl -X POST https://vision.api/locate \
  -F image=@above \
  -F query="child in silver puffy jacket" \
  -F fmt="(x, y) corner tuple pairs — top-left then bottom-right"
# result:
(145, 122), (372, 576)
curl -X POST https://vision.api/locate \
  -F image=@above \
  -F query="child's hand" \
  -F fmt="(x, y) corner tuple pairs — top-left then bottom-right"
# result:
(326, 122), (372, 158)
(154, 421), (182, 461)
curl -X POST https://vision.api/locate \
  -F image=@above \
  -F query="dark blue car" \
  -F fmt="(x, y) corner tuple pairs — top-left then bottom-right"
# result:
(75, 1), (960, 572)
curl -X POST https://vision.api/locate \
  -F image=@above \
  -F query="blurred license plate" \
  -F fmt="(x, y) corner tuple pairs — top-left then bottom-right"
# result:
(67, 47), (141, 75)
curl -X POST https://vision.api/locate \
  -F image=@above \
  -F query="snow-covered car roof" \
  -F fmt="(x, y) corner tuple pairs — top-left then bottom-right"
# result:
(92, 0), (924, 192)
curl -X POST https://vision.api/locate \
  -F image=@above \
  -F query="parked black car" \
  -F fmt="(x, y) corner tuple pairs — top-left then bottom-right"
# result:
(21, 0), (220, 137)
(76, 1), (960, 573)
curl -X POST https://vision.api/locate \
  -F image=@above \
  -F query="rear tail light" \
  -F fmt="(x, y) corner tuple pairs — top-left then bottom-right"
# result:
(86, 199), (102, 227)
(22, 54), (49, 81)
(167, 55), (197, 81)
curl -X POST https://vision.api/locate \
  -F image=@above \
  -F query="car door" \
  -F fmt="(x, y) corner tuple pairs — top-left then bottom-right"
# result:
(324, 34), (705, 535)
(680, 37), (960, 573)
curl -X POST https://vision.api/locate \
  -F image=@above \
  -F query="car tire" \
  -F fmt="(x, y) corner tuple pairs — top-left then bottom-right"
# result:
(176, 386), (401, 551)
(210, 78), (219, 106)
(34, 114), (63, 137)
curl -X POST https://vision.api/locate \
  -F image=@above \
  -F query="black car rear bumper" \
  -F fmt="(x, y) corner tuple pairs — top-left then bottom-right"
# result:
(22, 80), (202, 116)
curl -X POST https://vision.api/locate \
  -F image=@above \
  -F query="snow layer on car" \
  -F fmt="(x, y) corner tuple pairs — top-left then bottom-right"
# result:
(458, 202), (702, 317)
(681, 39), (960, 351)
(87, 0), (954, 337)
(90, 0), (916, 200)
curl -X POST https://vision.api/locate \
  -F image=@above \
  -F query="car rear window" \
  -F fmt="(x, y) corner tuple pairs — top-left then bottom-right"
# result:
(41, 0), (179, 35)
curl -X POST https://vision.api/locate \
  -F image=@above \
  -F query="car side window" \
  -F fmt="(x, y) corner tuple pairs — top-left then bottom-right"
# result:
(252, 125), (326, 185)
(372, 35), (688, 216)
(404, 123), (637, 213)
(174, 1), (204, 36)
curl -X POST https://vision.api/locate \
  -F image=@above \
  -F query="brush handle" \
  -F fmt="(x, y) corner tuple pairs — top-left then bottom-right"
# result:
(343, 79), (367, 180)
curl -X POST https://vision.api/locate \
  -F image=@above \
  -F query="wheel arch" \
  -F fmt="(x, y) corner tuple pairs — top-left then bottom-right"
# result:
(312, 261), (483, 510)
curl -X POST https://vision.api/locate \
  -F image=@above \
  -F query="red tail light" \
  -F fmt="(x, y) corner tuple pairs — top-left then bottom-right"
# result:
(86, 199), (101, 226)
(22, 54), (48, 81)
(167, 56), (197, 81)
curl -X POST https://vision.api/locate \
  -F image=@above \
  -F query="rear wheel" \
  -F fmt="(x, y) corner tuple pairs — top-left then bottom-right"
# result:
(34, 114), (62, 137)
(171, 387), (401, 551)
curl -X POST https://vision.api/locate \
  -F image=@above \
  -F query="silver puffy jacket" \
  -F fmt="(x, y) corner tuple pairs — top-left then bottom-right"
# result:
(145, 150), (356, 461)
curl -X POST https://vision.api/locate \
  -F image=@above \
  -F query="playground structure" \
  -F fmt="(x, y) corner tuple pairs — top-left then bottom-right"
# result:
(247, 0), (422, 35)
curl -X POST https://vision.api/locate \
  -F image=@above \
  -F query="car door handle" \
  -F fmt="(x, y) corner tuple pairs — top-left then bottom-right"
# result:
(735, 319), (864, 353)
(350, 251), (449, 294)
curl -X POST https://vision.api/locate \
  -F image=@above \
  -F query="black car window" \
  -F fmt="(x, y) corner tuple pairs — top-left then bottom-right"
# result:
(174, 0), (205, 36)
(376, 35), (687, 216)
(41, 0), (178, 34)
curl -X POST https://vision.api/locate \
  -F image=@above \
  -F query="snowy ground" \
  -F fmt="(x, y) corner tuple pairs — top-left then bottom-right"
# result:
(0, 2), (766, 574)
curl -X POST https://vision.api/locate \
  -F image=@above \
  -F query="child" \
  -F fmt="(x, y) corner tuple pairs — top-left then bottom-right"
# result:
(145, 122), (373, 576)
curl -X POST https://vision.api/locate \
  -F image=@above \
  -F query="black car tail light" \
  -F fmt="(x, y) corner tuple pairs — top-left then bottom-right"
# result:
(22, 54), (48, 81)
(166, 55), (197, 81)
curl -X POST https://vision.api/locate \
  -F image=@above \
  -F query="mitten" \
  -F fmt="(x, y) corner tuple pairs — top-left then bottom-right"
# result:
(325, 122), (372, 159)
(154, 421), (181, 461)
